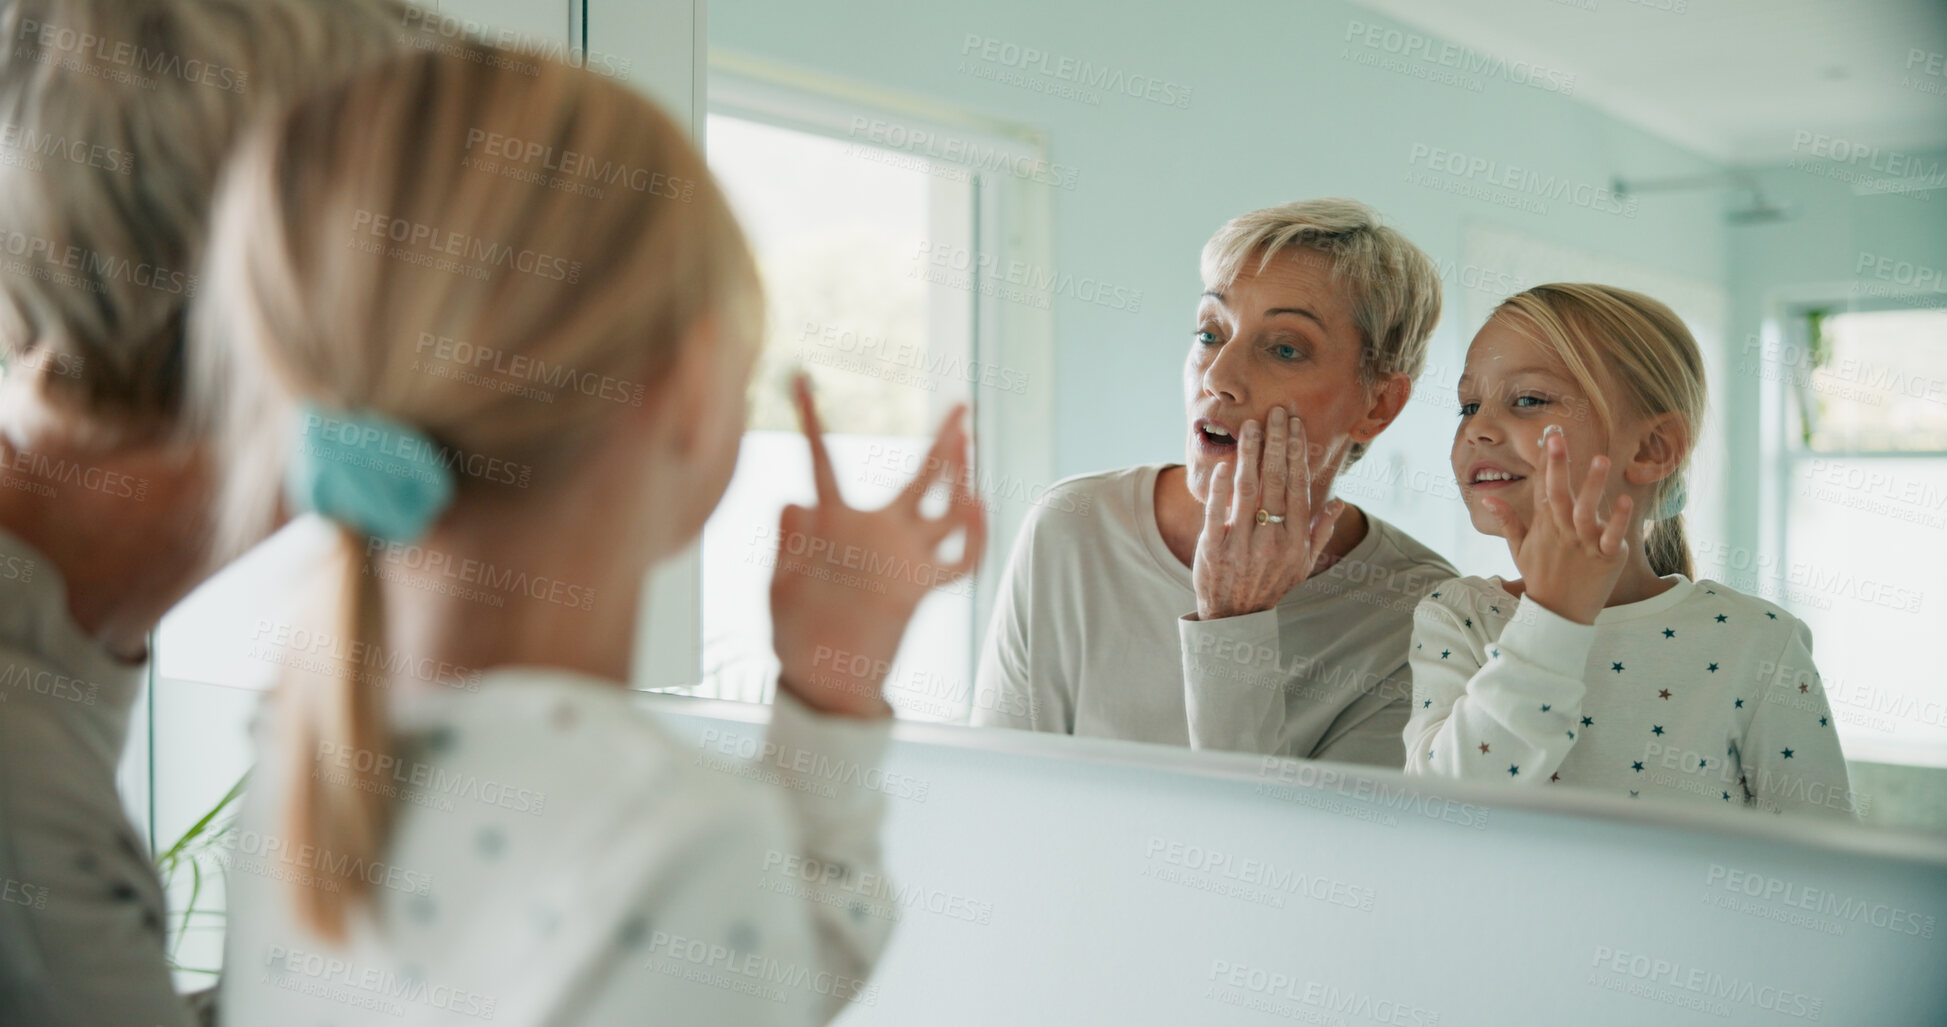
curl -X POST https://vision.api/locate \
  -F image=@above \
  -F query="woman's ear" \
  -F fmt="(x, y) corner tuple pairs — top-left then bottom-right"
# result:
(1623, 412), (1689, 487)
(1351, 371), (1412, 442)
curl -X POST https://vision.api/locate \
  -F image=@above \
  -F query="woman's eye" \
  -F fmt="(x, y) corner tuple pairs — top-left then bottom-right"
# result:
(1457, 401), (1479, 417)
(1513, 394), (1550, 409)
(1194, 329), (1220, 346)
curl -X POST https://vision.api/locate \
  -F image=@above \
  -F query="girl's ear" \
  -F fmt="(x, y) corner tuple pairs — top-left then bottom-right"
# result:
(1351, 371), (1412, 442)
(1624, 412), (1689, 487)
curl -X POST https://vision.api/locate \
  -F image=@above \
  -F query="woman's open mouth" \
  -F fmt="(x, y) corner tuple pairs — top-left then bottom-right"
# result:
(1194, 418), (1237, 456)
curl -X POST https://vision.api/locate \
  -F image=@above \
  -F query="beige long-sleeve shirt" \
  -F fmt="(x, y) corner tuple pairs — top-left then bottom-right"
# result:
(221, 669), (897, 1026)
(972, 464), (1456, 766)
(0, 526), (194, 1027)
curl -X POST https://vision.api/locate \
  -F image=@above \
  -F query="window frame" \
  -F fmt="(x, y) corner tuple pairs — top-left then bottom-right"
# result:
(631, 55), (1056, 719)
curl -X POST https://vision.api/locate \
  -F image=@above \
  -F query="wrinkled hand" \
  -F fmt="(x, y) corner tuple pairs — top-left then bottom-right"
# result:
(771, 374), (987, 717)
(1193, 406), (1343, 621)
(1483, 424), (1632, 625)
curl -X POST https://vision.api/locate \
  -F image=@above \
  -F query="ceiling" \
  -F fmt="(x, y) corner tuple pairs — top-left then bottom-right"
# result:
(1351, 0), (1947, 165)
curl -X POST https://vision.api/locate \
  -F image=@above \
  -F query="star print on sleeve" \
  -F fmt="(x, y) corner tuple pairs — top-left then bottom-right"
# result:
(1657, 689), (1672, 700)
(1580, 716), (1593, 727)
(1662, 628), (1675, 639)
(1508, 765), (1519, 776)
(1651, 725), (1664, 736)
(1612, 662), (1625, 673)
(1478, 742), (1490, 754)
(1781, 748), (1795, 759)
(1715, 614), (1728, 623)
(1709, 663), (1720, 673)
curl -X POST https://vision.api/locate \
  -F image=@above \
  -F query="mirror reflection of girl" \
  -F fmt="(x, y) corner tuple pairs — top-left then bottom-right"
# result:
(199, 47), (983, 1024)
(1404, 284), (1854, 817)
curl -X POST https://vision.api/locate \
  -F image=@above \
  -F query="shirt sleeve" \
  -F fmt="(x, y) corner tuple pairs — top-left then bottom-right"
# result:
(1310, 668), (1413, 767)
(1180, 608), (1289, 754)
(1404, 593), (1596, 782)
(764, 688), (898, 1021)
(970, 514), (1065, 732)
(1738, 623), (1859, 820)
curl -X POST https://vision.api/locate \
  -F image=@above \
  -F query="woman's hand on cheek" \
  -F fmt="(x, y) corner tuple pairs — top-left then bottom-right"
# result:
(769, 374), (987, 718)
(1482, 425), (1633, 626)
(1191, 406), (1343, 621)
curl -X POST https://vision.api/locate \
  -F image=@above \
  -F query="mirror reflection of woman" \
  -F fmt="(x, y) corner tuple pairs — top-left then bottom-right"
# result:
(975, 200), (1455, 766)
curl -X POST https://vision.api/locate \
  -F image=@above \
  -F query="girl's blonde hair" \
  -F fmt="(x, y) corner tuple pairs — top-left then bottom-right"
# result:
(1486, 284), (1705, 578)
(192, 45), (760, 938)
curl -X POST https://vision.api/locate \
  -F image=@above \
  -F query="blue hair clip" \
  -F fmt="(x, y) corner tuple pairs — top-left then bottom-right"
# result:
(1656, 479), (1687, 521)
(286, 403), (456, 543)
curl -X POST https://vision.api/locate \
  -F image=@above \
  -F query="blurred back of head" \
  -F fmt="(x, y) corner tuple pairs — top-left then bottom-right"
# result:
(0, 0), (416, 443)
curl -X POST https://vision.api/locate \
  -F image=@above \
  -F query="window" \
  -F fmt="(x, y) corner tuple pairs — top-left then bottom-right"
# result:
(639, 62), (1055, 722)
(690, 110), (977, 720)
(1772, 305), (1947, 766)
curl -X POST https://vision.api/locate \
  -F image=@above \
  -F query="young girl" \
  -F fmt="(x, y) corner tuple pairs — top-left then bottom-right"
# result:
(198, 46), (983, 1024)
(1404, 284), (1854, 818)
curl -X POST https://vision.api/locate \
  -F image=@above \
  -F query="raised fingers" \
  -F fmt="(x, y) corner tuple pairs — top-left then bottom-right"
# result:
(1232, 419), (1263, 528)
(1572, 454), (1611, 541)
(1201, 460), (1234, 550)
(792, 373), (842, 508)
(1541, 425), (1574, 526)
(898, 404), (970, 515)
(1259, 408), (1289, 518)
(1285, 410), (1313, 528)
(1599, 492), (1634, 557)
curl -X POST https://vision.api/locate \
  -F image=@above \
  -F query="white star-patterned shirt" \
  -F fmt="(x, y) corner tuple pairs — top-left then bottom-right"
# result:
(1403, 574), (1858, 818)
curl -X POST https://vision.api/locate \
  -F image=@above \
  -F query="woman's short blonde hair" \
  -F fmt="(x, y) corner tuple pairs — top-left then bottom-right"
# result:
(1201, 198), (1443, 465)
(0, 0), (415, 437)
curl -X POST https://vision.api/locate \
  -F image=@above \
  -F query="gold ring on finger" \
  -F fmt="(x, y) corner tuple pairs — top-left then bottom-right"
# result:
(1256, 508), (1285, 526)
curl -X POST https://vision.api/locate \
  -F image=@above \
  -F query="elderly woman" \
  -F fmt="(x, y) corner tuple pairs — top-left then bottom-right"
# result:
(974, 199), (1455, 766)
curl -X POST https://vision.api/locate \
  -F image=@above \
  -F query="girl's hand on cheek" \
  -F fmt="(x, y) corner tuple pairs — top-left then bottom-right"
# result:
(1482, 425), (1632, 625)
(769, 374), (987, 718)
